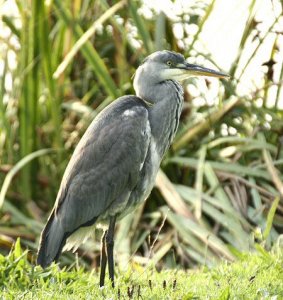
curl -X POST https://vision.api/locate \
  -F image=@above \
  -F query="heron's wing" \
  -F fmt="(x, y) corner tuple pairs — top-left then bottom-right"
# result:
(54, 96), (151, 232)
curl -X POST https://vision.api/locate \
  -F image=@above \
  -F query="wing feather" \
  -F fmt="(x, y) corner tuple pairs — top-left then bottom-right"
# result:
(54, 97), (151, 233)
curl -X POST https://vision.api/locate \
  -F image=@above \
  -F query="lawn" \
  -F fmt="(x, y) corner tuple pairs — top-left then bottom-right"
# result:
(1, 240), (282, 299)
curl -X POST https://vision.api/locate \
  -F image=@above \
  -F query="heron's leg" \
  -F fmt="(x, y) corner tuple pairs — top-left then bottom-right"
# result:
(99, 230), (107, 287)
(106, 216), (116, 288)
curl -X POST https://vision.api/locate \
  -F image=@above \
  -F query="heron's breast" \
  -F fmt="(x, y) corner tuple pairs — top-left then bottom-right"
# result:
(123, 137), (161, 213)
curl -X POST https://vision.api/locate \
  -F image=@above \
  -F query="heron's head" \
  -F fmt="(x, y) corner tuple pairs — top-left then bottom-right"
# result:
(134, 50), (229, 86)
(133, 50), (229, 102)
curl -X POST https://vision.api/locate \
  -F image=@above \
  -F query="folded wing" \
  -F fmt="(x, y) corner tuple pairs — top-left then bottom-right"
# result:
(37, 96), (151, 267)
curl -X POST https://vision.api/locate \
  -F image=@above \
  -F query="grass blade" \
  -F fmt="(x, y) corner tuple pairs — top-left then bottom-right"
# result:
(173, 96), (240, 151)
(263, 197), (280, 241)
(260, 133), (283, 197)
(169, 157), (272, 181)
(155, 170), (194, 219)
(53, 0), (126, 79)
(0, 149), (54, 209)
(188, 0), (217, 53)
(38, 1), (63, 152)
(53, 0), (119, 99)
(129, 0), (153, 53)
(162, 207), (234, 261)
(195, 145), (206, 219)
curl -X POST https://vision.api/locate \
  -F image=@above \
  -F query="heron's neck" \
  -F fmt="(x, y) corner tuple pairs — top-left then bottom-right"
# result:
(139, 80), (184, 157)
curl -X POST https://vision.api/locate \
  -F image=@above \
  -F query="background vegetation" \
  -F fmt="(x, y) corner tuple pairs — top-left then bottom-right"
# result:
(0, 0), (282, 274)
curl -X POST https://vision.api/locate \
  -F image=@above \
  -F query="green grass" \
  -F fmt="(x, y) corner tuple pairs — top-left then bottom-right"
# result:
(1, 240), (282, 299)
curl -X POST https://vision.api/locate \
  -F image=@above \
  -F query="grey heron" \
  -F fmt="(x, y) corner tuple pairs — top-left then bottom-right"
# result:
(37, 50), (229, 287)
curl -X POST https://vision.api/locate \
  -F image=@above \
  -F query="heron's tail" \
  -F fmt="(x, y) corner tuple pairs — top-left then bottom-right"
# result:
(37, 211), (67, 268)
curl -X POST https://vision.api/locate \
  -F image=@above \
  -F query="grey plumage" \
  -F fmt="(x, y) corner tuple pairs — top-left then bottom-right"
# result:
(37, 50), (229, 286)
(38, 97), (151, 266)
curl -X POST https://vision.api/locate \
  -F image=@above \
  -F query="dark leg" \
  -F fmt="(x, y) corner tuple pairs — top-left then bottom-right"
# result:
(106, 216), (116, 288)
(99, 230), (107, 287)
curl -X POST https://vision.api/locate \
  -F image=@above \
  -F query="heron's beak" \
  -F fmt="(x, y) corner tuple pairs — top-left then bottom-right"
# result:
(161, 62), (230, 82)
(177, 62), (230, 79)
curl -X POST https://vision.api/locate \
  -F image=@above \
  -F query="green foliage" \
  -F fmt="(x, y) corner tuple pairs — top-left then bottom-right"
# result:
(0, 239), (282, 299)
(263, 197), (280, 241)
(0, 0), (283, 273)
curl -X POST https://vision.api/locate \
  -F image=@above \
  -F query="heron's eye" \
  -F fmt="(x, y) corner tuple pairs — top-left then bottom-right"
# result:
(166, 61), (173, 67)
